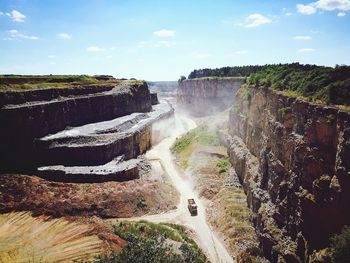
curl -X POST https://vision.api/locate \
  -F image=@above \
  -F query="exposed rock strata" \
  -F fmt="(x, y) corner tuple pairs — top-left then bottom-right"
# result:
(226, 86), (350, 262)
(0, 84), (115, 107)
(36, 101), (174, 182)
(177, 77), (243, 116)
(0, 81), (152, 171)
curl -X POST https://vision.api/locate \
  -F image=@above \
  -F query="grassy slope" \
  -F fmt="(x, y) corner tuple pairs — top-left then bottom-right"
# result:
(0, 212), (104, 262)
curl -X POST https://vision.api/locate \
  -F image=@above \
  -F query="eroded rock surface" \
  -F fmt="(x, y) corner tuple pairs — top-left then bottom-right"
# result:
(177, 77), (243, 116)
(226, 86), (350, 262)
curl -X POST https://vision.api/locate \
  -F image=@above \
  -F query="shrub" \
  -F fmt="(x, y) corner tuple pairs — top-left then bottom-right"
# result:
(215, 159), (230, 174)
(102, 221), (208, 263)
(331, 225), (350, 263)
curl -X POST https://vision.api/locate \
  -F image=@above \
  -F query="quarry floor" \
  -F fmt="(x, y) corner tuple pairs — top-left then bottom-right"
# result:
(111, 112), (235, 263)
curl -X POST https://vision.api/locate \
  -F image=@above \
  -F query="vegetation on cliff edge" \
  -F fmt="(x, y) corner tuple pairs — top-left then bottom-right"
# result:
(186, 63), (350, 107)
(246, 63), (350, 106)
(0, 75), (120, 92)
(188, 65), (268, 79)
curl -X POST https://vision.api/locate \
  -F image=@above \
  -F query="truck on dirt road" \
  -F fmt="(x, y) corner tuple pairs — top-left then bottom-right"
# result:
(187, 198), (198, 216)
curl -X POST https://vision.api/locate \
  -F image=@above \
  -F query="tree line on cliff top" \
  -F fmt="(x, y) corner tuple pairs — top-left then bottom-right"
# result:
(186, 63), (350, 106)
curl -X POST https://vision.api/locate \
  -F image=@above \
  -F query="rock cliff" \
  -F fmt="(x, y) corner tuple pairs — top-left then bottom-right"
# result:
(0, 80), (164, 174)
(225, 86), (350, 262)
(177, 77), (243, 116)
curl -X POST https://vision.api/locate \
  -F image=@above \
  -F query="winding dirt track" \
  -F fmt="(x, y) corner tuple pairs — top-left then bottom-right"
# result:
(128, 112), (235, 263)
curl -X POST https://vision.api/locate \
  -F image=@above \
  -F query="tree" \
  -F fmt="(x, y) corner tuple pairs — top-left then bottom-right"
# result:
(178, 75), (186, 84)
(331, 225), (350, 263)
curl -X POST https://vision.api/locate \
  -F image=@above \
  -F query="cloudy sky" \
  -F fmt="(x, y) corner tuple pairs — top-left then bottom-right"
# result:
(0, 0), (349, 80)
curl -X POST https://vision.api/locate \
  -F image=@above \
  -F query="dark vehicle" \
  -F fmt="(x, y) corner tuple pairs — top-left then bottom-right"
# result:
(188, 198), (198, 216)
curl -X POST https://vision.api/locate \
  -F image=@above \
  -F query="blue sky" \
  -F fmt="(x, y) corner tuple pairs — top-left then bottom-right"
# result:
(0, 0), (349, 80)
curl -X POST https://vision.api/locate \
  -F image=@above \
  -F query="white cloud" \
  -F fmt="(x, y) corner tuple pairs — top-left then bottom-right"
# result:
(294, 35), (312, 40)
(238, 13), (272, 28)
(314, 0), (350, 11)
(298, 48), (315, 52)
(337, 11), (347, 16)
(86, 46), (105, 52)
(156, 41), (176, 47)
(7, 29), (38, 40)
(297, 4), (317, 14)
(286, 12), (293, 16)
(153, 29), (175, 37)
(236, 50), (248, 54)
(58, 33), (72, 39)
(6, 10), (26, 22)
(297, 0), (350, 15)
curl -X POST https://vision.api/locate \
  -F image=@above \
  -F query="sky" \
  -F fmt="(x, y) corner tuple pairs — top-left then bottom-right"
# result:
(0, 0), (350, 80)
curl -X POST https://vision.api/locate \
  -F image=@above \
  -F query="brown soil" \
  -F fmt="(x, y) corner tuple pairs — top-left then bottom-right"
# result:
(0, 174), (178, 218)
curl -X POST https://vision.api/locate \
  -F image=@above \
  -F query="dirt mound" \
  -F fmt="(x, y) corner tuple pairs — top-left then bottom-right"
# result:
(0, 174), (178, 218)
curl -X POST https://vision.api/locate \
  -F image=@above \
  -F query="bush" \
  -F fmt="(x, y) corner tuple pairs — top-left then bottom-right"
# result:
(215, 159), (230, 174)
(331, 225), (350, 263)
(98, 221), (209, 263)
(95, 233), (182, 263)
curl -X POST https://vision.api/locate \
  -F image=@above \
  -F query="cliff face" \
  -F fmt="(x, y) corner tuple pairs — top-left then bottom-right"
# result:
(226, 86), (350, 262)
(0, 82), (152, 171)
(177, 77), (243, 116)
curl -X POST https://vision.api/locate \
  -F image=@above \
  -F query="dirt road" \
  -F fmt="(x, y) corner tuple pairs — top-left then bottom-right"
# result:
(132, 112), (235, 263)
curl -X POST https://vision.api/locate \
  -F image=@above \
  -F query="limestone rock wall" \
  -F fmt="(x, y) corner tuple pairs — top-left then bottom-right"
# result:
(227, 86), (350, 262)
(0, 82), (152, 171)
(177, 77), (243, 116)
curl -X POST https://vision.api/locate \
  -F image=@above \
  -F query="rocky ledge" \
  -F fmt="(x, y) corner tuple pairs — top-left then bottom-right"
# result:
(0, 80), (153, 171)
(36, 101), (174, 182)
(225, 86), (350, 262)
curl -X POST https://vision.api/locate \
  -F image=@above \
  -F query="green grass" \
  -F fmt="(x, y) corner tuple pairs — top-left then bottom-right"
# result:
(180, 159), (189, 169)
(171, 123), (219, 154)
(96, 220), (208, 263)
(127, 79), (147, 86)
(0, 75), (120, 92)
(214, 159), (230, 174)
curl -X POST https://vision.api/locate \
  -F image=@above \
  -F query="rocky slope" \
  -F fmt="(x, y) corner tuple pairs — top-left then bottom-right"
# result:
(225, 86), (350, 262)
(177, 77), (243, 116)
